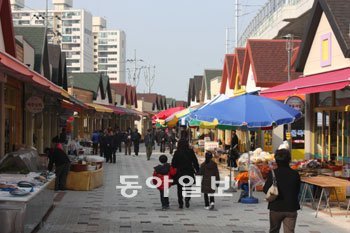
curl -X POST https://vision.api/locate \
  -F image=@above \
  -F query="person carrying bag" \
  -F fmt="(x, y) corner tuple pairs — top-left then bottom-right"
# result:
(265, 168), (278, 202)
(263, 149), (301, 233)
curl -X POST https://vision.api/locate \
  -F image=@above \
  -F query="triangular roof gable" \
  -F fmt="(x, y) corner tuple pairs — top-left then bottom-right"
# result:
(14, 26), (50, 78)
(202, 69), (222, 100)
(103, 76), (112, 104)
(187, 78), (195, 104)
(48, 44), (62, 84)
(232, 48), (246, 88)
(220, 54), (235, 94)
(0, 0), (16, 56)
(111, 83), (128, 105)
(61, 52), (68, 90)
(241, 39), (301, 87)
(296, 0), (350, 72)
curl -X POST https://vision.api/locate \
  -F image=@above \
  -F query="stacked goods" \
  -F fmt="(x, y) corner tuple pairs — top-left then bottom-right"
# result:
(237, 148), (275, 169)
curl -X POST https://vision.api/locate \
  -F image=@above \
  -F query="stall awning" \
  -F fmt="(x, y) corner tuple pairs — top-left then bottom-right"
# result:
(260, 68), (350, 98)
(86, 103), (114, 113)
(100, 104), (126, 115)
(0, 51), (62, 95)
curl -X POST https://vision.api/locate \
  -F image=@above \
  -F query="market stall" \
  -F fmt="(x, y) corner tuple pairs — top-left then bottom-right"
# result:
(299, 176), (350, 217)
(48, 155), (105, 191)
(0, 149), (55, 233)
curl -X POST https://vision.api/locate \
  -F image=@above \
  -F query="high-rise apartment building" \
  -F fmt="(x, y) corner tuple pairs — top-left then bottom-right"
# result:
(92, 17), (126, 83)
(11, 0), (94, 73)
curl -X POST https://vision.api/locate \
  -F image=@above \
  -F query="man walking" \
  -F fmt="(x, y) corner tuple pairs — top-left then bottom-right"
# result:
(144, 129), (155, 160)
(91, 130), (100, 155)
(124, 128), (132, 155)
(132, 128), (141, 156)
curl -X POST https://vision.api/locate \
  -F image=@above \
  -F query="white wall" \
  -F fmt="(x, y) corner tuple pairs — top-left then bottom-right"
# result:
(0, 20), (5, 52)
(82, 10), (94, 72)
(304, 13), (350, 76)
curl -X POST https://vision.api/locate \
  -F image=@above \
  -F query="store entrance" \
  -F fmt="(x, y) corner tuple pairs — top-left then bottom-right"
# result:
(315, 110), (349, 162)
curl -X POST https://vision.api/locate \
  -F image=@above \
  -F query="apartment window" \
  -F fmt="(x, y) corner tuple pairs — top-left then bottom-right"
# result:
(62, 36), (72, 43)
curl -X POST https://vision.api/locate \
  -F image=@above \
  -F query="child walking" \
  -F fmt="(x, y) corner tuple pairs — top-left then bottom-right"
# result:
(153, 155), (177, 210)
(198, 151), (220, 210)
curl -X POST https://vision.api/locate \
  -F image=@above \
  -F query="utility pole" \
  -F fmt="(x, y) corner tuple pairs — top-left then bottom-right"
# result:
(235, 0), (239, 47)
(144, 65), (156, 93)
(127, 49), (144, 87)
(226, 27), (229, 53)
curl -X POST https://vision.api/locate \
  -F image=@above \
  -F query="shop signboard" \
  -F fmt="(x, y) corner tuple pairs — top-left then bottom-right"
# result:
(25, 96), (44, 114)
(284, 96), (305, 112)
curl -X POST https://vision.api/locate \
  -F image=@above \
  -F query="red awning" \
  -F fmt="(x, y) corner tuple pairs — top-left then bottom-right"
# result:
(100, 104), (126, 115)
(0, 50), (62, 95)
(260, 68), (350, 98)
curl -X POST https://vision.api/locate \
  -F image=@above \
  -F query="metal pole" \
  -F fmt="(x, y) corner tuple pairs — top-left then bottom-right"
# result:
(235, 0), (239, 47)
(287, 34), (293, 151)
(133, 49), (137, 86)
(45, 0), (48, 29)
(226, 27), (229, 53)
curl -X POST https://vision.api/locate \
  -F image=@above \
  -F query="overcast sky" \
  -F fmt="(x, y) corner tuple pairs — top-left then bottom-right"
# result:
(25, 0), (267, 101)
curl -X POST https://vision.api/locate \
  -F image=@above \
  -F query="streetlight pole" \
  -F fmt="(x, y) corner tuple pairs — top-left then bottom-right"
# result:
(284, 34), (294, 151)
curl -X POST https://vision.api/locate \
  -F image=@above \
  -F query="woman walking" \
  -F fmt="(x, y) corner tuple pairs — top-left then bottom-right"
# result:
(198, 151), (220, 210)
(171, 139), (199, 209)
(263, 149), (301, 233)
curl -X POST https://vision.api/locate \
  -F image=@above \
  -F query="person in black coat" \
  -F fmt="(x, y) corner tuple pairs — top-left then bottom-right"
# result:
(159, 129), (167, 153)
(48, 136), (71, 191)
(104, 130), (115, 163)
(115, 127), (123, 153)
(198, 151), (220, 210)
(171, 139), (199, 209)
(263, 149), (301, 233)
(132, 128), (141, 156)
(231, 130), (239, 149)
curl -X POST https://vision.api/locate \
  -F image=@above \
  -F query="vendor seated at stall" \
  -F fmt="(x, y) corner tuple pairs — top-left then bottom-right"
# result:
(48, 136), (71, 191)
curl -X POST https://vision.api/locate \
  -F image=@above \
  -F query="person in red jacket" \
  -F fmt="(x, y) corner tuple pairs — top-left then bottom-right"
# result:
(153, 155), (177, 210)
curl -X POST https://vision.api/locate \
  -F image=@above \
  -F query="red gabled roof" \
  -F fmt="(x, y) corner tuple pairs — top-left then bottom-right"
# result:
(127, 85), (137, 108)
(111, 83), (128, 105)
(111, 83), (127, 96)
(219, 54), (235, 94)
(0, 0), (16, 57)
(241, 39), (302, 87)
(175, 101), (187, 108)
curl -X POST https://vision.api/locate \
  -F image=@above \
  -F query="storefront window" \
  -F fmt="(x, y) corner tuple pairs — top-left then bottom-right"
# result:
(315, 112), (323, 159)
(317, 91), (333, 107)
(335, 87), (350, 106)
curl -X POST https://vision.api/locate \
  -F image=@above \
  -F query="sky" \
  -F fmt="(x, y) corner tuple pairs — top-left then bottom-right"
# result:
(25, 0), (267, 101)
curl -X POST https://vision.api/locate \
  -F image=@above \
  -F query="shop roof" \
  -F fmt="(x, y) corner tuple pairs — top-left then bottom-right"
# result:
(220, 54), (235, 94)
(194, 75), (203, 101)
(0, 0), (16, 57)
(201, 69), (222, 101)
(187, 78), (195, 105)
(14, 26), (49, 78)
(296, 0), (350, 71)
(69, 72), (110, 101)
(241, 39), (301, 87)
(48, 44), (62, 85)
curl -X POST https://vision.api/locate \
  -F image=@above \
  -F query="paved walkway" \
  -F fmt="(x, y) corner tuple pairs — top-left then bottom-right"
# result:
(38, 146), (350, 233)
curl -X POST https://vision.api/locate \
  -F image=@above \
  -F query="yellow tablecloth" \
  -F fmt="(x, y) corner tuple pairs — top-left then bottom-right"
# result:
(49, 168), (104, 191)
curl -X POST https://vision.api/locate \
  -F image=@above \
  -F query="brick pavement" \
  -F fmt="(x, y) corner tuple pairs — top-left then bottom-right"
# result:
(38, 146), (350, 233)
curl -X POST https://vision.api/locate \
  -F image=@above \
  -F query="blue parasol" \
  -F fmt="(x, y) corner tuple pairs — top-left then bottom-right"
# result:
(191, 94), (302, 128)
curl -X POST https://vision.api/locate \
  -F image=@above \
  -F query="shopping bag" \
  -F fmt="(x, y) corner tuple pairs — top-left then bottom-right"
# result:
(265, 169), (278, 202)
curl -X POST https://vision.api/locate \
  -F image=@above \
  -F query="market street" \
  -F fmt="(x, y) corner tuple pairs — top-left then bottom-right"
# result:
(37, 146), (350, 233)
